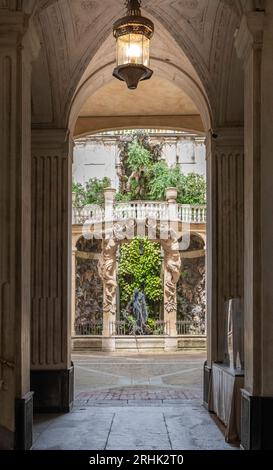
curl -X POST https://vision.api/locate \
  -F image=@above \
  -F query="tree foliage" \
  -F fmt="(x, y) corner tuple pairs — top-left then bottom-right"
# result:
(72, 177), (111, 208)
(118, 237), (163, 309)
(148, 162), (182, 201)
(116, 134), (206, 205)
(127, 141), (152, 171)
(148, 163), (206, 205)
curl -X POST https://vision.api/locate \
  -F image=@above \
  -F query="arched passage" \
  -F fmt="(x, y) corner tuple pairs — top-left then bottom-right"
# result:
(6, 0), (273, 452)
(29, 0), (244, 448)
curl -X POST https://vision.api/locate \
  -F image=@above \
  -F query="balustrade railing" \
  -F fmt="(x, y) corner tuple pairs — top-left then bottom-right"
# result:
(72, 205), (104, 225)
(177, 205), (207, 224)
(74, 320), (103, 336)
(110, 320), (170, 336)
(114, 201), (169, 221)
(74, 319), (206, 336)
(73, 202), (206, 225)
(176, 320), (206, 336)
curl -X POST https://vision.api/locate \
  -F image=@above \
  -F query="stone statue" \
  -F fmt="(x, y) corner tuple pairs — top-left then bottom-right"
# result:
(98, 236), (118, 315)
(125, 288), (149, 335)
(161, 231), (181, 313)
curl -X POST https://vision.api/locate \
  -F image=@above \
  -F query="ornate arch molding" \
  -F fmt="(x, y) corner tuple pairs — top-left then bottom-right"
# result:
(68, 58), (211, 134)
(93, 222), (182, 319)
(30, 1), (215, 130)
(30, 0), (260, 130)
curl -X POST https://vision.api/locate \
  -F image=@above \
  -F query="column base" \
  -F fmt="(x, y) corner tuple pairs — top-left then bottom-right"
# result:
(15, 392), (34, 450)
(0, 392), (33, 450)
(164, 337), (177, 352)
(241, 389), (273, 450)
(102, 337), (116, 352)
(31, 365), (74, 413)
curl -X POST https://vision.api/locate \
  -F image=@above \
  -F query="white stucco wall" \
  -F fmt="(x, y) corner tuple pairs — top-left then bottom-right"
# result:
(73, 138), (119, 188)
(73, 131), (206, 188)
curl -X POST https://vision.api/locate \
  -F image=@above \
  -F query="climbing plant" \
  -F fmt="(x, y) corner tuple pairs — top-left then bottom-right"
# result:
(118, 237), (163, 310)
(72, 177), (111, 208)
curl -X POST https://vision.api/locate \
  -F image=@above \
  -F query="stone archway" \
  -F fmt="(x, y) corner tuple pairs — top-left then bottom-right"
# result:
(29, 0), (243, 448)
(93, 219), (182, 352)
(4, 0), (271, 451)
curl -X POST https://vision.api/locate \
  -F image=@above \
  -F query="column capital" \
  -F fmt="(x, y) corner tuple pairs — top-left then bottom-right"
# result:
(0, 10), (40, 64)
(209, 126), (244, 154)
(0, 9), (27, 40)
(32, 128), (74, 158)
(235, 12), (265, 63)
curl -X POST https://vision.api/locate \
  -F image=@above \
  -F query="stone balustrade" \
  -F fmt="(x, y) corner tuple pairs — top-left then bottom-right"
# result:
(72, 201), (207, 225)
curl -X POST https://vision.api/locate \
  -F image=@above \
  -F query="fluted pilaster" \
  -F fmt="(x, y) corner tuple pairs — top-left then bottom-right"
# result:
(206, 127), (244, 364)
(0, 9), (39, 449)
(31, 129), (73, 371)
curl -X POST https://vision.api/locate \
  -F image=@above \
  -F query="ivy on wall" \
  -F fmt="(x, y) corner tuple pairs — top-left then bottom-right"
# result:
(118, 237), (163, 310)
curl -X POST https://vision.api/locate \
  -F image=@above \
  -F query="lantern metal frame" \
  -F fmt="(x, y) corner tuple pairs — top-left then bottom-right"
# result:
(113, 0), (154, 90)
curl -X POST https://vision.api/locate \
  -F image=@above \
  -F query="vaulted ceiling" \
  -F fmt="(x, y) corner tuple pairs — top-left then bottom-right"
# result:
(26, 0), (262, 131)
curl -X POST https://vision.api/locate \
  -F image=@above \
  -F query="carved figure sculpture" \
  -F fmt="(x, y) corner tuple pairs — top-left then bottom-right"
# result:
(98, 236), (118, 315)
(125, 288), (149, 335)
(162, 231), (181, 313)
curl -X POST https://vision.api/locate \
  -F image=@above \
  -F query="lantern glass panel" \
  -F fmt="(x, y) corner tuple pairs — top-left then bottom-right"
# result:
(117, 33), (150, 67)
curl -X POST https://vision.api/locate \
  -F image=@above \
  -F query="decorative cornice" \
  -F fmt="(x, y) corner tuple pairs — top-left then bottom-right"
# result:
(210, 126), (244, 150)
(0, 10), (26, 36)
(235, 12), (265, 63)
(0, 9), (39, 60)
(32, 128), (74, 156)
(0, 0), (21, 11)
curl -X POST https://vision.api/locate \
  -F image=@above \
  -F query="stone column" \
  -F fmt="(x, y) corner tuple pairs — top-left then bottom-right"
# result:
(104, 187), (116, 222)
(0, 9), (39, 450)
(162, 235), (181, 351)
(205, 128), (244, 407)
(31, 129), (74, 413)
(235, 11), (273, 450)
(166, 187), (178, 221)
(71, 248), (77, 337)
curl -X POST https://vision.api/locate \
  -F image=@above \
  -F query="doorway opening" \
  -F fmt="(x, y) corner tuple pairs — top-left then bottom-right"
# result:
(70, 127), (207, 409)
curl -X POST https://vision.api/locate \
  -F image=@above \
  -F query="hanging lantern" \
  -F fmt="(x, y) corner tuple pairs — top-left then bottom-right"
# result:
(113, 0), (154, 90)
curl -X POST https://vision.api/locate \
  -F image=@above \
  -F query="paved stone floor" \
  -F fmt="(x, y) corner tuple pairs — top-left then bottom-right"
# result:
(33, 352), (237, 450)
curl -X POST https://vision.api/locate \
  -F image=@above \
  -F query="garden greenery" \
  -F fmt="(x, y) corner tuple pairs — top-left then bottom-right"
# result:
(118, 237), (163, 309)
(72, 177), (111, 208)
(72, 135), (206, 207)
(116, 136), (206, 205)
(127, 140), (152, 171)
